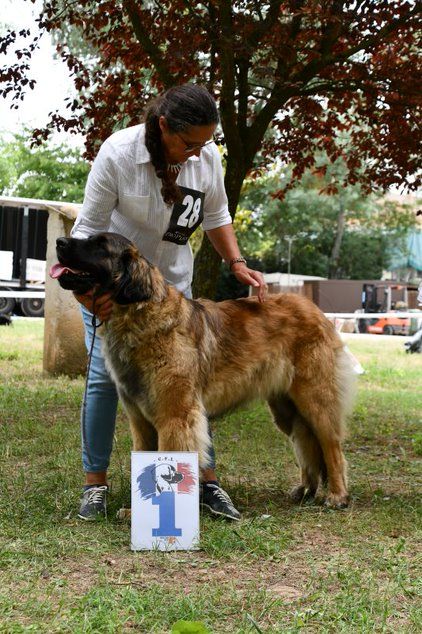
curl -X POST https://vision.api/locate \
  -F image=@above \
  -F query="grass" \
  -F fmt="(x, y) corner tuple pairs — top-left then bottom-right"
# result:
(0, 320), (421, 633)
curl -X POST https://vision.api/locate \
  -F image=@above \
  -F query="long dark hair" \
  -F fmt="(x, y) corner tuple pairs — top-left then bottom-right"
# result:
(144, 84), (219, 204)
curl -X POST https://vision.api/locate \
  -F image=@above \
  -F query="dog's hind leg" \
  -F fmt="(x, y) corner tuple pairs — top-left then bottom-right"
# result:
(268, 395), (326, 502)
(288, 380), (350, 509)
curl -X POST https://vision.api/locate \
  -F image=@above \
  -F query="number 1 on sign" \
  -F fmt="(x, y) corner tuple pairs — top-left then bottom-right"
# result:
(151, 492), (182, 537)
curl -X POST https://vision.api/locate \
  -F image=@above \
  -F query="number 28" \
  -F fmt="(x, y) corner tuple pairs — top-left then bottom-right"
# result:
(177, 195), (201, 229)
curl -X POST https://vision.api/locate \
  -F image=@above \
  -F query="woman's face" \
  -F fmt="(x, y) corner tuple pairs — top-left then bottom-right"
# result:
(159, 116), (217, 164)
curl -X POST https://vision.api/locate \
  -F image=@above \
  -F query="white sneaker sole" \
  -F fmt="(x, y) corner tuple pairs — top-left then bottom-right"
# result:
(201, 502), (241, 521)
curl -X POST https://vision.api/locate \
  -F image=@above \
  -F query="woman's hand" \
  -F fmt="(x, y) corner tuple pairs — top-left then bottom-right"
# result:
(73, 289), (114, 322)
(231, 264), (267, 302)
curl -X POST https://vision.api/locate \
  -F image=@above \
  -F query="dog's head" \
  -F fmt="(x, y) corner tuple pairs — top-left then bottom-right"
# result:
(153, 464), (184, 494)
(50, 232), (157, 304)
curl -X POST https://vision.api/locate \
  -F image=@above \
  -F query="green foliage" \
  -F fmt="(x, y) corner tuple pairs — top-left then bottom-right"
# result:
(171, 620), (210, 633)
(0, 130), (89, 202)
(412, 433), (422, 457)
(337, 230), (393, 279)
(236, 159), (417, 279)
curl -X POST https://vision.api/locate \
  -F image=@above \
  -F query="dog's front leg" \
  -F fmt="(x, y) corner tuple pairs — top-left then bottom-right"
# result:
(154, 400), (211, 469)
(119, 395), (158, 451)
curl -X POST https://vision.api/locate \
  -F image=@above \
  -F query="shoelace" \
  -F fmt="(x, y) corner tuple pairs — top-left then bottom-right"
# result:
(208, 485), (236, 510)
(85, 485), (108, 504)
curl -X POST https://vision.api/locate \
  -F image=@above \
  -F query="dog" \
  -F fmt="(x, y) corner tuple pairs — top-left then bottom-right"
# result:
(52, 232), (355, 508)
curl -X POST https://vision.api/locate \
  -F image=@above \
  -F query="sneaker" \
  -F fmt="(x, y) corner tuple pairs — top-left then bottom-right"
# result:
(78, 485), (108, 521)
(200, 482), (241, 521)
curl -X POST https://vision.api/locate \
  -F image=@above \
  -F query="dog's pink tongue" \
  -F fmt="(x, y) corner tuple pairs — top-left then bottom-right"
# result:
(49, 263), (80, 279)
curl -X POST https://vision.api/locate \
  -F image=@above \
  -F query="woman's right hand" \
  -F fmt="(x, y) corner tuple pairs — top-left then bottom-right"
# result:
(74, 289), (114, 322)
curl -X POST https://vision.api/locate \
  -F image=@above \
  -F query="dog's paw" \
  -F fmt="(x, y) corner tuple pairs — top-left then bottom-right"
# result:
(289, 485), (305, 503)
(289, 485), (317, 504)
(116, 507), (132, 521)
(324, 493), (349, 509)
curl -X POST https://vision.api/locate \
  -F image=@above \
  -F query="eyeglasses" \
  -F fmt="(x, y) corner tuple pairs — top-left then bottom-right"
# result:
(175, 132), (214, 154)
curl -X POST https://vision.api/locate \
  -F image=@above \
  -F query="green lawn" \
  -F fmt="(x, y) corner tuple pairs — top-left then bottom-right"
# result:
(0, 320), (421, 633)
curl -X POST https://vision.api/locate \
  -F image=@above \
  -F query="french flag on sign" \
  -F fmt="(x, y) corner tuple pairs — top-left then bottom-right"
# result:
(176, 462), (196, 494)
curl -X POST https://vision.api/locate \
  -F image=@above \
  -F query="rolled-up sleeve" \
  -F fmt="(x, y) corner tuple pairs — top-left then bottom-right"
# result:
(71, 140), (119, 238)
(201, 145), (232, 231)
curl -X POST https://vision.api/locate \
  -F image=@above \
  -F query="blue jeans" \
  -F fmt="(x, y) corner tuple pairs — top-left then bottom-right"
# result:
(80, 305), (216, 472)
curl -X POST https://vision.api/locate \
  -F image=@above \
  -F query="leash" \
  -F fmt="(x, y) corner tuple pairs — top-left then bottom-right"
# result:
(82, 297), (103, 468)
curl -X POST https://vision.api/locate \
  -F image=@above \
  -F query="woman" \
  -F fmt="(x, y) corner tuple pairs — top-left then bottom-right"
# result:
(72, 83), (266, 522)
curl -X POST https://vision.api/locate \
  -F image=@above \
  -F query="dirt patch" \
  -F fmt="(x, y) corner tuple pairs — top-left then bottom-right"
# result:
(61, 552), (287, 595)
(267, 583), (304, 600)
(50, 529), (348, 599)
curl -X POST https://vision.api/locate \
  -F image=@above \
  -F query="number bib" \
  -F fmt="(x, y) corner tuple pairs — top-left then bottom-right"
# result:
(162, 186), (205, 245)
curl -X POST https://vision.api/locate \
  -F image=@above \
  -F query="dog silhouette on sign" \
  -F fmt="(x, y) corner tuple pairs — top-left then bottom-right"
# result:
(154, 464), (184, 494)
(137, 463), (184, 499)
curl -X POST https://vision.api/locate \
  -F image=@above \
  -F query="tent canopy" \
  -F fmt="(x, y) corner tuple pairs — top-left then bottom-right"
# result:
(390, 230), (422, 271)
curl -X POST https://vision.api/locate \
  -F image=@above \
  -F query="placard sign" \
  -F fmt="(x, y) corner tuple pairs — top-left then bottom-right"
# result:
(162, 186), (205, 245)
(131, 452), (199, 551)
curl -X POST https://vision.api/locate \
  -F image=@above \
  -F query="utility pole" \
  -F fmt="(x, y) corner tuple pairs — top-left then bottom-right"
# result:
(329, 188), (346, 279)
(284, 236), (296, 287)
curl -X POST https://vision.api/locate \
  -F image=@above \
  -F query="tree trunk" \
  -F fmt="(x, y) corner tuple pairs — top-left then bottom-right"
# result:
(329, 192), (346, 278)
(192, 233), (222, 298)
(192, 155), (246, 298)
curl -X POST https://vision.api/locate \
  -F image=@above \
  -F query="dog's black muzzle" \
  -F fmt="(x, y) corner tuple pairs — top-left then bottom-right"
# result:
(52, 237), (100, 295)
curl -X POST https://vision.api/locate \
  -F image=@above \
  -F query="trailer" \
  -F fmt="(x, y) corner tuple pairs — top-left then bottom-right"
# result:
(0, 203), (48, 317)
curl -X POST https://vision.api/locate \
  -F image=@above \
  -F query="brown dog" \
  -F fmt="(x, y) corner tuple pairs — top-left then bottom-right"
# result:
(53, 232), (355, 508)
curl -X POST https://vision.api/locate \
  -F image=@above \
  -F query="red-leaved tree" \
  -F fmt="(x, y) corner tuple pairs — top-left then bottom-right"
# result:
(1, 1), (421, 296)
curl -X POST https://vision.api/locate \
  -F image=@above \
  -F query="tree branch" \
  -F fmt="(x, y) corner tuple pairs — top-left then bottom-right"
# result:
(292, 4), (421, 86)
(236, 59), (250, 135)
(122, 0), (174, 89)
(245, 0), (283, 52)
(245, 84), (295, 164)
(246, 2), (421, 149)
(319, 1), (347, 57)
(219, 1), (285, 162)
(217, 1), (242, 154)
(206, 2), (218, 90)
(288, 0), (307, 41)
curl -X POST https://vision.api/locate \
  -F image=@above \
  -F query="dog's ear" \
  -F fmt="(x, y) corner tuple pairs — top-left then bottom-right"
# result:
(113, 247), (153, 305)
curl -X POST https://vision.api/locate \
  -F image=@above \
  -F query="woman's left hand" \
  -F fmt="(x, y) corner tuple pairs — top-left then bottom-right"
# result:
(231, 264), (267, 302)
